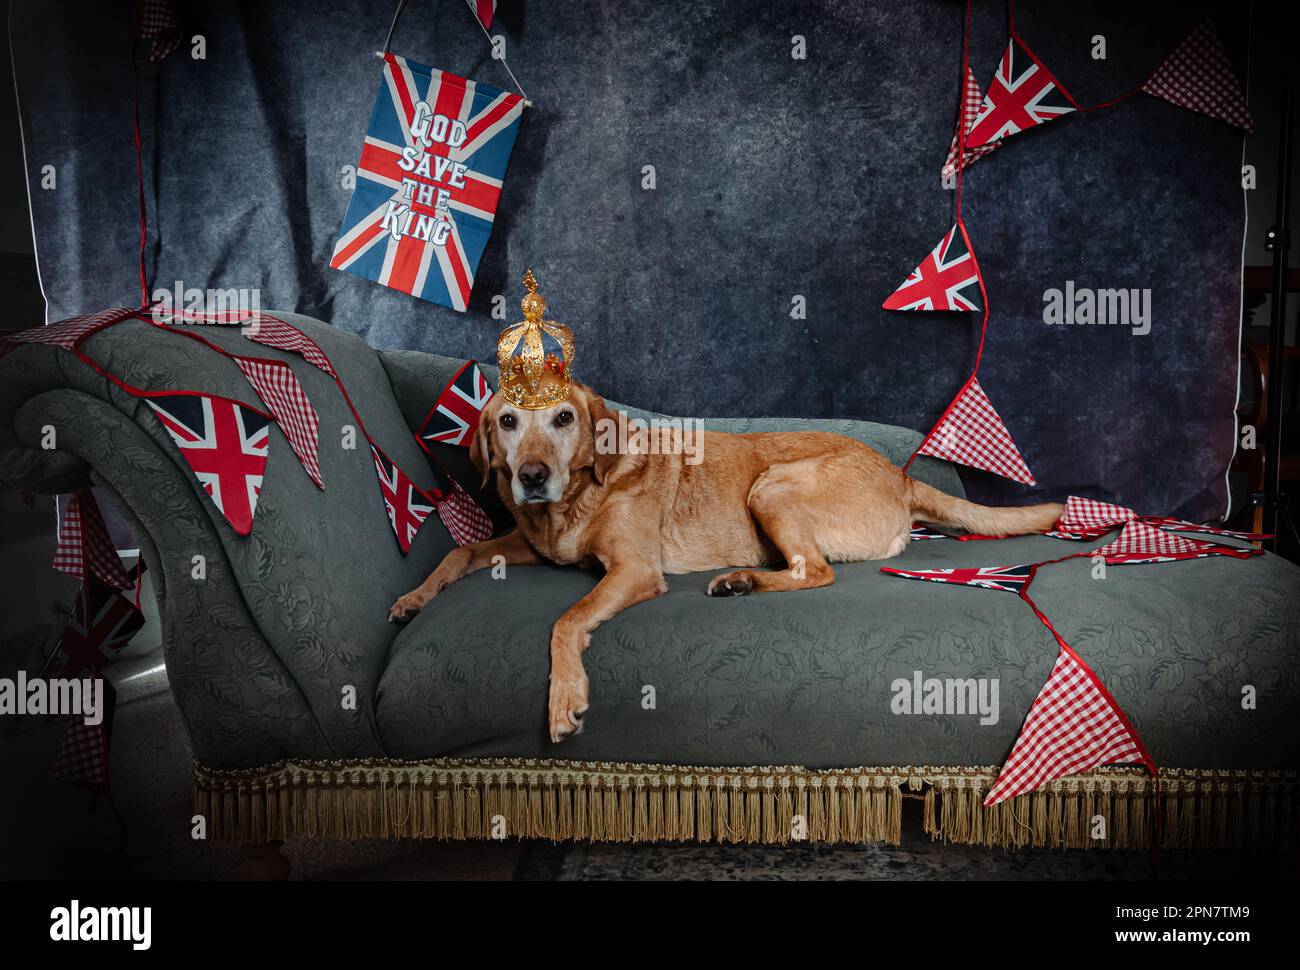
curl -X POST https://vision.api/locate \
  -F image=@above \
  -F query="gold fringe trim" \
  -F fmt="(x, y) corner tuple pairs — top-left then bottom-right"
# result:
(192, 758), (1298, 851)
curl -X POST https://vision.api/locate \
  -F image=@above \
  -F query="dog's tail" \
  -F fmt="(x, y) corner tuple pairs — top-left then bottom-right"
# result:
(907, 478), (1063, 537)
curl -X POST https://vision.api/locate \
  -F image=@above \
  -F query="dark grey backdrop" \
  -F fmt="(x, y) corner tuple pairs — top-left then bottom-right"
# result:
(11, 0), (1249, 520)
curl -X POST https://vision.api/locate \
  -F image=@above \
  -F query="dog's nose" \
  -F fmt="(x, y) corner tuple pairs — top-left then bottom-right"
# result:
(518, 462), (550, 489)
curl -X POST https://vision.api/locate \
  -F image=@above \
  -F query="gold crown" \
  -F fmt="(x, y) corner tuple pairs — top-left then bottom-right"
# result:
(496, 269), (575, 410)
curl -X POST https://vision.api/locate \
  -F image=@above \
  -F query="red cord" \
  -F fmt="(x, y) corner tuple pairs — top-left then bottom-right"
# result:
(130, 2), (148, 306)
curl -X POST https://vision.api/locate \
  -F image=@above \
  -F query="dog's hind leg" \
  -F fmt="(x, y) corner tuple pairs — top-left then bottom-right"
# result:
(706, 458), (841, 596)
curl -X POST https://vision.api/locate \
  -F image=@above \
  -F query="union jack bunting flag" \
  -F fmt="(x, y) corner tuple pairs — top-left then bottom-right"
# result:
(371, 445), (435, 554)
(242, 316), (338, 378)
(966, 36), (1076, 149)
(331, 53), (524, 310)
(1155, 518), (1272, 542)
(53, 490), (132, 590)
(916, 377), (1036, 485)
(419, 360), (495, 447)
(1057, 495), (1137, 533)
(437, 482), (494, 546)
(0, 306), (140, 359)
(1142, 20), (1253, 131)
(54, 574), (145, 679)
(235, 357), (324, 489)
(879, 563), (1034, 594)
(909, 525), (951, 541)
(145, 394), (271, 536)
(50, 680), (117, 790)
(942, 65), (1000, 179)
(882, 223), (981, 312)
(985, 643), (1153, 806)
(1093, 520), (1258, 565)
(1043, 527), (1112, 541)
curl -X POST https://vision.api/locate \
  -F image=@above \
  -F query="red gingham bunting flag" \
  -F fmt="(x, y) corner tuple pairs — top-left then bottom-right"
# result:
(235, 357), (324, 489)
(53, 491), (132, 590)
(137, 0), (183, 62)
(0, 306), (140, 359)
(419, 360), (494, 447)
(50, 680), (117, 790)
(880, 563), (1034, 594)
(1141, 20), (1253, 132)
(984, 643), (1153, 806)
(967, 36), (1076, 149)
(436, 482), (494, 546)
(371, 445), (435, 554)
(54, 575), (144, 679)
(145, 394), (271, 536)
(883, 224), (981, 312)
(1092, 520), (1257, 565)
(917, 377), (1036, 485)
(473, 0), (497, 29)
(942, 65), (1000, 179)
(242, 317), (338, 378)
(1057, 495), (1137, 532)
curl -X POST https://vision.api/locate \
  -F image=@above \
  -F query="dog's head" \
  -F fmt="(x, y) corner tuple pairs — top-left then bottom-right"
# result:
(470, 382), (618, 506)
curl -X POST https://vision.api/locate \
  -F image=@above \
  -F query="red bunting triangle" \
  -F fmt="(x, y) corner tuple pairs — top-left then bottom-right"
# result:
(1057, 495), (1138, 532)
(145, 394), (270, 536)
(967, 36), (1076, 149)
(436, 482), (494, 546)
(235, 357), (324, 489)
(916, 377), (1036, 485)
(53, 490), (132, 590)
(1091, 520), (1258, 565)
(882, 224), (982, 312)
(880, 562), (1034, 594)
(1141, 20), (1253, 132)
(942, 65), (1000, 179)
(371, 445), (434, 554)
(985, 641), (1153, 806)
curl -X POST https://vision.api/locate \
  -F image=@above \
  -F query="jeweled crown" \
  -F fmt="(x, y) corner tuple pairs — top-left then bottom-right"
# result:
(496, 269), (575, 410)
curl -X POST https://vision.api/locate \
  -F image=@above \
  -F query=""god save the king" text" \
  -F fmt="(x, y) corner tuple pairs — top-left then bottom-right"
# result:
(381, 101), (469, 246)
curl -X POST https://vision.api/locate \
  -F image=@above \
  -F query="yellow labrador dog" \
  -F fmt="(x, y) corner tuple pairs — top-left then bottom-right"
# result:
(389, 385), (1062, 742)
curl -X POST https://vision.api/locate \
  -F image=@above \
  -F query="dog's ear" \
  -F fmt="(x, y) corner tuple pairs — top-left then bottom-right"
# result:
(469, 411), (494, 489)
(580, 386), (618, 486)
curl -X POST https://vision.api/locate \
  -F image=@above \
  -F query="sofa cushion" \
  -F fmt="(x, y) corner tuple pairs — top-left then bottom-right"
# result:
(375, 531), (1300, 771)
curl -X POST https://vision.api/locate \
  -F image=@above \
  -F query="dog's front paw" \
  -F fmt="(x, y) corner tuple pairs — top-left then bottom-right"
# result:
(387, 591), (428, 624)
(706, 570), (755, 597)
(548, 673), (589, 743)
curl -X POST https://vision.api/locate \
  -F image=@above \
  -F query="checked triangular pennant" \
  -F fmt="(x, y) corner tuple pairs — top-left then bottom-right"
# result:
(419, 360), (494, 447)
(145, 394), (270, 536)
(1141, 19), (1253, 132)
(371, 445), (435, 554)
(235, 357), (324, 489)
(880, 563), (1034, 594)
(916, 377), (1036, 485)
(1092, 520), (1258, 565)
(53, 491), (132, 590)
(942, 65), (1000, 179)
(0, 306), (140, 359)
(985, 642), (1153, 806)
(883, 224), (982, 312)
(53, 573), (145, 679)
(50, 679), (118, 791)
(1057, 495), (1137, 533)
(435, 482), (494, 546)
(241, 316), (337, 378)
(966, 35), (1076, 149)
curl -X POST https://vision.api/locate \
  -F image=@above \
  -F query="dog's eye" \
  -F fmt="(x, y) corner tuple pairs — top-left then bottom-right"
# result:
(499, 414), (516, 430)
(554, 410), (575, 428)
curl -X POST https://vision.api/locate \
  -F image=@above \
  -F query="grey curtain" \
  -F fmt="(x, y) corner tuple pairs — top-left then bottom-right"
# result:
(10, 0), (1248, 520)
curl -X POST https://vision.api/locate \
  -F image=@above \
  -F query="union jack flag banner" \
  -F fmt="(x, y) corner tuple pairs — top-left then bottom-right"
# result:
(1155, 518), (1272, 542)
(966, 36), (1076, 149)
(879, 562), (1034, 594)
(50, 680), (117, 790)
(145, 394), (271, 536)
(420, 360), (495, 447)
(985, 642), (1154, 806)
(371, 445), (435, 554)
(53, 490), (132, 590)
(331, 53), (525, 310)
(1057, 495), (1137, 533)
(941, 65), (1000, 179)
(882, 223), (982, 312)
(909, 525), (951, 541)
(916, 376), (1036, 485)
(54, 574), (145, 679)
(1141, 20), (1253, 132)
(1092, 519), (1257, 566)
